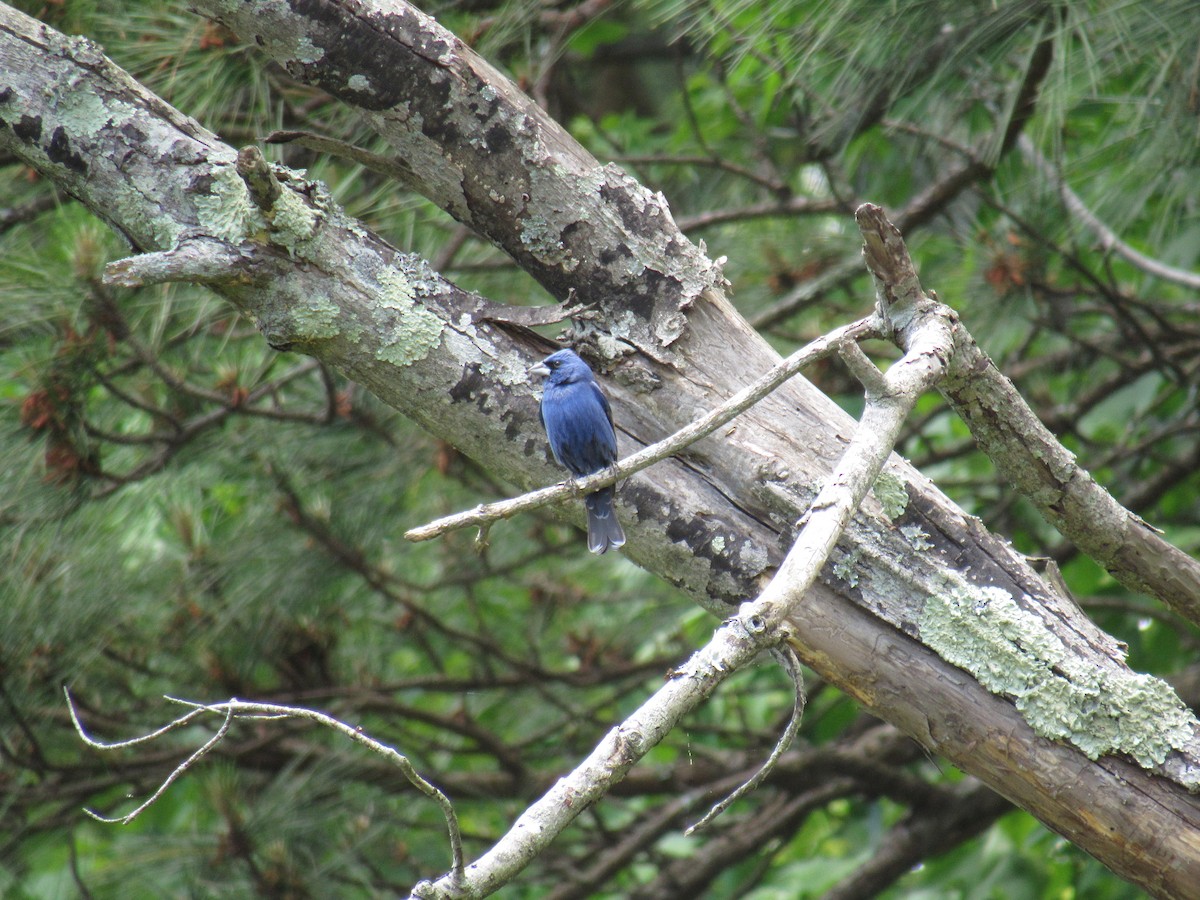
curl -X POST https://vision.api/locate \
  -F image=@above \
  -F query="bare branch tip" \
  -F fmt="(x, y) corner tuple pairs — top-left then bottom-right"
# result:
(102, 241), (251, 289)
(82, 807), (125, 825)
(164, 694), (206, 709)
(63, 687), (90, 741)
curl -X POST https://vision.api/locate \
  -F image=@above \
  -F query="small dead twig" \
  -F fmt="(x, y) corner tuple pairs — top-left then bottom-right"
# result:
(65, 690), (465, 886)
(686, 644), (807, 835)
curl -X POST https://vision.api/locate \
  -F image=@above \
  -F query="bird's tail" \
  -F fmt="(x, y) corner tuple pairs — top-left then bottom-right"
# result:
(584, 487), (625, 555)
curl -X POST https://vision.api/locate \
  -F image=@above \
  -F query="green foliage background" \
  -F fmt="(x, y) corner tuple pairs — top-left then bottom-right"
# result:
(2, 0), (1198, 896)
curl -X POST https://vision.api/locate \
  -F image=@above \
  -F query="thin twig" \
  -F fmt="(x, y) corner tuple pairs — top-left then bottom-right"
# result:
(838, 340), (887, 397)
(66, 687), (207, 750)
(749, 257), (864, 330)
(1019, 135), (1200, 290)
(264, 129), (416, 184)
(66, 692), (465, 885)
(176, 697), (464, 884)
(686, 644), (807, 835)
(81, 703), (234, 825)
(676, 195), (841, 231)
(405, 315), (881, 543)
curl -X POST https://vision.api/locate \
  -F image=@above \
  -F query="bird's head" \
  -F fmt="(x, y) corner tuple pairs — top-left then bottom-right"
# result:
(529, 349), (593, 384)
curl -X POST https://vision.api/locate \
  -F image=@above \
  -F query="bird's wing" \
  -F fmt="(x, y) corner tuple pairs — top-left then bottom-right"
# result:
(589, 380), (614, 430)
(587, 381), (618, 463)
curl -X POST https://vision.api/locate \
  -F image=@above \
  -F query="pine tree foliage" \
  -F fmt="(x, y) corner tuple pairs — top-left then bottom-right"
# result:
(1, 0), (1197, 896)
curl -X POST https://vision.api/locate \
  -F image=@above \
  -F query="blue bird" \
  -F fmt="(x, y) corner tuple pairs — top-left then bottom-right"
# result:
(532, 349), (626, 554)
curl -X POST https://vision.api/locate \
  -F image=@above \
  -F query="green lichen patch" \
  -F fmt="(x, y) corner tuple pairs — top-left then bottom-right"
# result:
(295, 35), (325, 65)
(519, 211), (574, 269)
(873, 472), (909, 520)
(289, 293), (340, 341)
(268, 184), (319, 255)
(900, 524), (932, 551)
(478, 347), (536, 387)
(194, 164), (265, 244)
(53, 84), (121, 135)
(832, 548), (862, 588)
(372, 264), (444, 367)
(116, 190), (187, 250)
(920, 580), (1197, 779)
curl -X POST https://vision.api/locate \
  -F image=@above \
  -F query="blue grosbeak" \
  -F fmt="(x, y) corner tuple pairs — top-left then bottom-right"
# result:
(531, 349), (626, 554)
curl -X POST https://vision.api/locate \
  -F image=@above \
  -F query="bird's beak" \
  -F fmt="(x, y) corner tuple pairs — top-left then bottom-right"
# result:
(528, 361), (550, 378)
